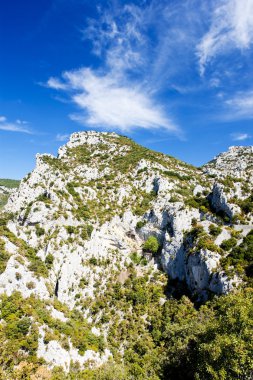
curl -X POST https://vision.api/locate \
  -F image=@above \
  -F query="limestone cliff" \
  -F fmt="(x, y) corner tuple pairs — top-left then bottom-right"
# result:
(0, 132), (252, 372)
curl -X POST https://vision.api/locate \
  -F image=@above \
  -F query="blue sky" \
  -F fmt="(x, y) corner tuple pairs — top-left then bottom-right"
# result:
(1, 0), (253, 179)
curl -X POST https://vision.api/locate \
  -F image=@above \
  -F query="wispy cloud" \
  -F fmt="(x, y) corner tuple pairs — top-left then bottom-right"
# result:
(50, 68), (178, 132)
(197, 0), (253, 74)
(0, 116), (32, 133)
(230, 132), (251, 141)
(46, 0), (253, 132)
(56, 133), (69, 141)
(47, 77), (67, 90)
(225, 90), (253, 118)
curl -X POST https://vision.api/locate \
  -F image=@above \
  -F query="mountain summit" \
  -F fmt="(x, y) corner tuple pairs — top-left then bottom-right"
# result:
(0, 131), (253, 378)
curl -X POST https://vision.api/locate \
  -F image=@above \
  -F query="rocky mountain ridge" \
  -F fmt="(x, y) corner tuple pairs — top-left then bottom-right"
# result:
(0, 131), (252, 377)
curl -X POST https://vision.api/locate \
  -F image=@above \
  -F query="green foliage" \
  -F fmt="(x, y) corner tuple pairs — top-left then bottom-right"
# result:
(0, 291), (104, 378)
(186, 225), (221, 254)
(65, 225), (77, 235)
(238, 192), (253, 214)
(133, 190), (156, 216)
(186, 195), (210, 213)
(0, 224), (48, 278)
(35, 224), (45, 237)
(136, 220), (146, 229)
(130, 252), (148, 266)
(163, 170), (192, 181)
(80, 224), (94, 240)
(221, 229), (253, 281)
(45, 253), (54, 269)
(209, 224), (222, 237)
(196, 236), (221, 252)
(159, 290), (253, 380)
(0, 238), (10, 273)
(0, 178), (20, 188)
(36, 193), (52, 205)
(89, 257), (98, 265)
(0, 268), (252, 380)
(0, 194), (9, 209)
(220, 237), (237, 251)
(143, 236), (160, 254)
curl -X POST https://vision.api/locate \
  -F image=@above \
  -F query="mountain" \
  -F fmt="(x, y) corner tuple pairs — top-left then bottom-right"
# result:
(0, 131), (252, 379)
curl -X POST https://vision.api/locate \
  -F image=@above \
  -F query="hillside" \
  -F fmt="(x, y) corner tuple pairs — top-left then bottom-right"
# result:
(0, 132), (252, 379)
(0, 178), (20, 209)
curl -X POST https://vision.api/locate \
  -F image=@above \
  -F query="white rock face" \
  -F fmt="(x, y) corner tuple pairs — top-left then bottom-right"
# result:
(37, 327), (111, 372)
(193, 184), (204, 196)
(5, 154), (57, 214)
(209, 271), (241, 294)
(161, 205), (200, 281)
(58, 131), (119, 159)
(203, 145), (253, 179)
(0, 186), (16, 195)
(210, 183), (241, 219)
(0, 255), (50, 299)
(186, 249), (220, 292)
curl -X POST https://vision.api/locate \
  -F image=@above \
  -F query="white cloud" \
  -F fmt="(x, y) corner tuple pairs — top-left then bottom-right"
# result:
(56, 133), (69, 141)
(230, 132), (251, 140)
(226, 91), (253, 117)
(47, 2), (203, 134)
(48, 66), (178, 132)
(16, 119), (28, 125)
(0, 116), (31, 133)
(83, 3), (145, 73)
(47, 77), (67, 90)
(197, 0), (253, 74)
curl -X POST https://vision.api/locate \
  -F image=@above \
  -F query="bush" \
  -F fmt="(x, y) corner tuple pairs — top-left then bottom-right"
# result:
(136, 221), (146, 229)
(130, 252), (148, 266)
(209, 224), (222, 237)
(197, 236), (220, 253)
(222, 230), (253, 279)
(89, 257), (98, 265)
(26, 281), (36, 290)
(65, 225), (77, 235)
(35, 225), (45, 237)
(220, 238), (237, 251)
(143, 236), (159, 254)
(45, 253), (54, 269)
(239, 192), (253, 214)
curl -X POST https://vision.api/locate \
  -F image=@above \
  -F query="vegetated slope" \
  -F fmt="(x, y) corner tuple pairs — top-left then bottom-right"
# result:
(0, 178), (20, 209)
(0, 131), (252, 380)
(0, 179), (20, 188)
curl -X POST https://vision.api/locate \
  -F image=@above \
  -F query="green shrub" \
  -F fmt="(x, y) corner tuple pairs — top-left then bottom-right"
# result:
(0, 238), (10, 273)
(196, 236), (220, 252)
(143, 236), (159, 254)
(45, 253), (54, 269)
(65, 225), (77, 235)
(209, 224), (222, 237)
(130, 252), (148, 266)
(220, 238), (237, 251)
(136, 220), (146, 229)
(35, 225), (45, 237)
(89, 257), (98, 265)
(238, 192), (253, 214)
(26, 281), (36, 289)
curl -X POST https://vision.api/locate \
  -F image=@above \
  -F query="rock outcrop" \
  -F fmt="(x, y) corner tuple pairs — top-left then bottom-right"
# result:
(0, 131), (252, 371)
